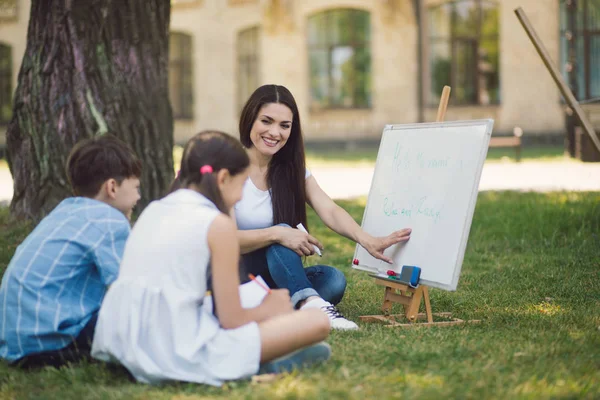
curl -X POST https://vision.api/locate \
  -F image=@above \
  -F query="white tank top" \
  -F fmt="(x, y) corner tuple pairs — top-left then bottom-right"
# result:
(234, 169), (311, 230)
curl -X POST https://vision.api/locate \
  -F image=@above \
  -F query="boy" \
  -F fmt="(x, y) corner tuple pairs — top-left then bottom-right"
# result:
(0, 134), (142, 368)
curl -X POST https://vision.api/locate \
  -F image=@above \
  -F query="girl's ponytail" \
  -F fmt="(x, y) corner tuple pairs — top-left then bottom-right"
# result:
(197, 166), (227, 214)
(170, 131), (249, 213)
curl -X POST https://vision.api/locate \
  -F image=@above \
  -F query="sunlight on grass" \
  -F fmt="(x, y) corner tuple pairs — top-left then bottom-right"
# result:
(554, 192), (588, 204)
(568, 329), (586, 340)
(377, 372), (445, 389)
(269, 374), (319, 398)
(354, 197), (368, 207)
(528, 301), (563, 316)
(171, 395), (221, 400)
(514, 377), (594, 398)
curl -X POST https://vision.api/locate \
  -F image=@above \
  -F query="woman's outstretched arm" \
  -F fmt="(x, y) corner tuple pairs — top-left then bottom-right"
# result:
(305, 175), (411, 263)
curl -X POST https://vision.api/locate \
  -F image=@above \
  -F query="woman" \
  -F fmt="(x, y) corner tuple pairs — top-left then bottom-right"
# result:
(234, 85), (412, 330)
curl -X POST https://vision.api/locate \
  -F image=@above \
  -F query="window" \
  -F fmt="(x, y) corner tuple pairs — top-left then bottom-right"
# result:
(229, 0), (257, 5)
(0, 0), (18, 20)
(307, 9), (371, 109)
(428, 0), (499, 106)
(171, 0), (202, 6)
(0, 43), (12, 125)
(237, 27), (260, 112)
(169, 32), (194, 119)
(560, 0), (600, 101)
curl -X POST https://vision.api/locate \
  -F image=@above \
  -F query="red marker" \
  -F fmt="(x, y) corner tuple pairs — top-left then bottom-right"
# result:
(387, 270), (396, 276)
(353, 259), (359, 265)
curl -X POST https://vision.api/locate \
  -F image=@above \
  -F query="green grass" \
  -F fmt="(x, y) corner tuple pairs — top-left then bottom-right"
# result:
(306, 145), (570, 168)
(1, 192), (600, 399)
(0, 145), (570, 174)
(485, 146), (568, 162)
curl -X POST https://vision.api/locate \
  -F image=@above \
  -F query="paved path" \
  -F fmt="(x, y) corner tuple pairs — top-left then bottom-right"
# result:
(0, 161), (599, 205)
(310, 161), (600, 200)
(0, 167), (11, 206)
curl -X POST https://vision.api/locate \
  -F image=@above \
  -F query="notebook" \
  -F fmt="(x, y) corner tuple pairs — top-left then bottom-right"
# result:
(202, 275), (270, 313)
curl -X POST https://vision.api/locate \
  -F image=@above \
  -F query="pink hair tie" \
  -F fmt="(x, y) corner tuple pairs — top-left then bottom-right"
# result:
(200, 165), (213, 174)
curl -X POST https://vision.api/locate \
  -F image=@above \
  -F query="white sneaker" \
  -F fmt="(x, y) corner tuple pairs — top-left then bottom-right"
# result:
(301, 298), (359, 331)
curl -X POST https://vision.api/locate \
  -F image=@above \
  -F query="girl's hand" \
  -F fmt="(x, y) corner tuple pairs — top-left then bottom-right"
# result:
(361, 228), (412, 264)
(260, 289), (294, 317)
(275, 226), (323, 257)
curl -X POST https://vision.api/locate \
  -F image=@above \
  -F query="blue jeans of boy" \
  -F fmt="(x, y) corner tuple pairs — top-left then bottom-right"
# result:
(241, 241), (347, 308)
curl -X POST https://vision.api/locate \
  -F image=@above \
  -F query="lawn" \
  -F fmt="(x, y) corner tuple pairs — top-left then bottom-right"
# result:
(305, 145), (569, 168)
(1, 191), (599, 399)
(170, 145), (568, 172)
(0, 145), (571, 174)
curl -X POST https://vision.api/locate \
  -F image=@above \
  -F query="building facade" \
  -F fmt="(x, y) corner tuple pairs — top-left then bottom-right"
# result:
(1, 0), (599, 147)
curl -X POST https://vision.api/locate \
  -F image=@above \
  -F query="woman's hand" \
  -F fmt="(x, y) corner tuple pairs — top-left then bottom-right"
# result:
(360, 228), (412, 264)
(260, 289), (294, 317)
(274, 225), (323, 257)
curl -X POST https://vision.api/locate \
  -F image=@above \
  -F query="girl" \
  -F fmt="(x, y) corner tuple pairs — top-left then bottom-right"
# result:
(235, 85), (412, 330)
(91, 131), (331, 385)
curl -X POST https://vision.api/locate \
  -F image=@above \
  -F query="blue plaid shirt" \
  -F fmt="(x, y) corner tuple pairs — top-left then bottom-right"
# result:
(0, 197), (130, 362)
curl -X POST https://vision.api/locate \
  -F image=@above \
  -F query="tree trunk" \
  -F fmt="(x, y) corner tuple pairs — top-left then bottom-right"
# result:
(6, 0), (173, 221)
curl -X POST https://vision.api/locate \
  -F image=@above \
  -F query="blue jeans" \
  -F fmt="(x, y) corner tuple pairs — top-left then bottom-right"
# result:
(241, 242), (347, 308)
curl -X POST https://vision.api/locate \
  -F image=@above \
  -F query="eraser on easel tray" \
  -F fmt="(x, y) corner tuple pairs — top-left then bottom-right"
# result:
(400, 265), (421, 288)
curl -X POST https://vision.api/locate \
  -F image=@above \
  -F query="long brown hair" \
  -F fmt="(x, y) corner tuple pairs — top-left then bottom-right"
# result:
(239, 85), (307, 229)
(170, 130), (249, 214)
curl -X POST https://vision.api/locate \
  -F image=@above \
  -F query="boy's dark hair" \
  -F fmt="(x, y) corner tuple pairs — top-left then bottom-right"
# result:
(66, 135), (143, 197)
(239, 84), (307, 230)
(170, 130), (249, 214)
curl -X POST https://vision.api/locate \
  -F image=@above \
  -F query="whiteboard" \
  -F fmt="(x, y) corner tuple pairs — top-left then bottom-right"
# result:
(352, 119), (494, 291)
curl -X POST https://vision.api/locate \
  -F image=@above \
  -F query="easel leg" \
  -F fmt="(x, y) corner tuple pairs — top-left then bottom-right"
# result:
(423, 286), (433, 323)
(382, 287), (393, 315)
(405, 286), (423, 321)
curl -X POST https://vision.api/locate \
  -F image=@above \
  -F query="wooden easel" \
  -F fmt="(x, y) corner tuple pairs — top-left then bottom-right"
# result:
(359, 275), (468, 327)
(360, 86), (480, 328)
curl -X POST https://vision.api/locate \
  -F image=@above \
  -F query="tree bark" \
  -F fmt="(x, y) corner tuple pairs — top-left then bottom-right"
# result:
(6, 0), (173, 221)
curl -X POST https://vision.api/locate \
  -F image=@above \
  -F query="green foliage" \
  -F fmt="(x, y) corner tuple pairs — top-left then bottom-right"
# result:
(432, 58), (451, 102)
(1, 191), (599, 399)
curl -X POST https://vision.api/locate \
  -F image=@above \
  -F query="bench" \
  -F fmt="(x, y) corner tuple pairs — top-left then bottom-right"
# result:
(489, 127), (523, 162)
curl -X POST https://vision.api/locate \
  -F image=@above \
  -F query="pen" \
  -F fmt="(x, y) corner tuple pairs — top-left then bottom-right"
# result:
(296, 223), (323, 257)
(248, 274), (271, 293)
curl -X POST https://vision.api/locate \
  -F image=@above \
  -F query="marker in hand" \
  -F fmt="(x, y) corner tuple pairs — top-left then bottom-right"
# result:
(296, 223), (322, 257)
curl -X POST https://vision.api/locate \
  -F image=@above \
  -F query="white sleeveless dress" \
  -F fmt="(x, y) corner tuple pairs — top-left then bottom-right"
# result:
(91, 189), (261, 385)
